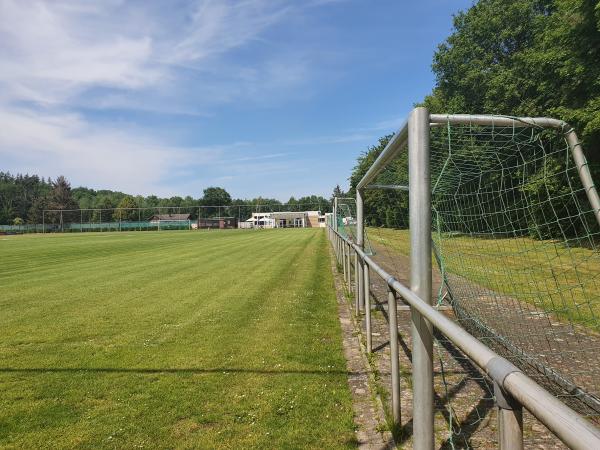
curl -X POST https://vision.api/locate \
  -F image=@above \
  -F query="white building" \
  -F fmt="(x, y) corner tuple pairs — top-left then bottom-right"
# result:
(242, 211), (327, 229)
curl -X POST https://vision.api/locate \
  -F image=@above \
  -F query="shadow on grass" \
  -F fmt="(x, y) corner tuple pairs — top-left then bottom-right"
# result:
(0, 367), (365, 376)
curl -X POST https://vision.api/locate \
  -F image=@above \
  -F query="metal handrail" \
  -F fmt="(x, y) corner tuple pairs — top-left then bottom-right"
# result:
(328, 224), (600, 450)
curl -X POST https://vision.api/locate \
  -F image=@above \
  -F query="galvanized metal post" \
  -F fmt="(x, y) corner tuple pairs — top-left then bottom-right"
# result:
(342, 240), (347, 282)
(409, 106), (434, 450)
(333, 197), (338, 232)
(564, 129), (600, 227)
(388, 284), (401, 428)
(354, 250), (360, 315)
(356, 189), (365, 312)
(364, 263), (372, 353)
(344, 241), (352, 286)
(344, 241), (352, 284)
(495, 381), (524, 450)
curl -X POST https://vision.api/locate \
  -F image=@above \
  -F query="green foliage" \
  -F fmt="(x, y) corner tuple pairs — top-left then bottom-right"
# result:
(348, 135), (409, 228)
(0, 172), (50, 224)
(0, 171), (332, 224)
(202, 186), (232, 206)
(112, 196), (139, 221)
(424, 0), (600, 159)
(348, 0), (599, 240)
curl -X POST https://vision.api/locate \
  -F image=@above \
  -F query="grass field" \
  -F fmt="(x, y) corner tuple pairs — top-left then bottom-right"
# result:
(368, 227), (600, 326)
(0, 229), (355, 449)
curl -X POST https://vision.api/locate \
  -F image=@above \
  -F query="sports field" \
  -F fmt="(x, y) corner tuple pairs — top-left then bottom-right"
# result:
(0, 229), (355, 449)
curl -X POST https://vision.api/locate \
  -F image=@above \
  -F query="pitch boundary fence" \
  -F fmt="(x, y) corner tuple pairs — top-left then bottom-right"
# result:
(0, 203), (332, 233)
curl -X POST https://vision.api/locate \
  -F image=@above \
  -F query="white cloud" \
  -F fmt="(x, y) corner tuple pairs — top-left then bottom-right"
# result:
(0, 107), (221, 196)
(0, 0), (329, 194)
(169, 0), (291, 64)
(0, 0), (162, 106)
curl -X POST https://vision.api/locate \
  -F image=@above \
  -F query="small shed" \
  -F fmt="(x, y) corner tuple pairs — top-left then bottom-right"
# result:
(148, 213), (191, 224)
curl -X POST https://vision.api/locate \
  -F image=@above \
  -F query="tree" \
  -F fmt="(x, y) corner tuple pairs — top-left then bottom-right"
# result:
(46, 176), (78, 227)
(202, 187), (232, 217)
(13, 217), (23, 226)
(332, 185), (346, 200)
(113, 196), (138, 221)
(419, 0), (600, 238)
(27, 196), (48, 224)
(202, 187), (231, 206)
(423, 0), (600, 157)
(92, 196), (114, 222)
(47, 176), (77, 210)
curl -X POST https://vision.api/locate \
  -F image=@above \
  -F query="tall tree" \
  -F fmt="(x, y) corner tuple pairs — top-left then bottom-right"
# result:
(46, 176), (78, 227)
(424, 0), (600, 158)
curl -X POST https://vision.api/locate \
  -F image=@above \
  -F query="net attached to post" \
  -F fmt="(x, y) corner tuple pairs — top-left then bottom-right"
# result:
(361, 116), (600, 447)
(429, 119), (600, 419)
(335, 197), (374, 255)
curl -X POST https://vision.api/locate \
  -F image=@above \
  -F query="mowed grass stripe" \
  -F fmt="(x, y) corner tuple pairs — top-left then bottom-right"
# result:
(1, 231), (316, 361)
(0, 229), (356, 449)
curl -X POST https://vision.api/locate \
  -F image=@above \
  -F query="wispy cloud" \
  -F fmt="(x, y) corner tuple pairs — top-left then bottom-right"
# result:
(0, 0), (331, 195)
(0, 107), (222, 196)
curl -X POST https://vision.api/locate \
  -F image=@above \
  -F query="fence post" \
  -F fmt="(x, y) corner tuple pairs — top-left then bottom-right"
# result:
(346, 241), (351, 286)
(342, 240), (347, 282)
(495, 382), (524, 449)
(364, 263), (372, 353)
(409, 106), (434, 450)
(354, 250), (360, 315)
(357, 189), (365, 311)
(334, 197), (338, 232)
(388, 284), (401, 428)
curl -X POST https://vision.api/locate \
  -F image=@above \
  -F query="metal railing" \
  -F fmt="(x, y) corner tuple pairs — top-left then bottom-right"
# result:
(329, 107), (600, 449)
(328, 224), (600, 449)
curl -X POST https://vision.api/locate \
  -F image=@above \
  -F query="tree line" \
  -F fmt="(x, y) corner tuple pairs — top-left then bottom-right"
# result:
(0, 172), (333, 225)
(349, 0), (600, 239)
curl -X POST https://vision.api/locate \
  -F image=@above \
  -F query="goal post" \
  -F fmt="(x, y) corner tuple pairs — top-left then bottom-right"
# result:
(354, 106), (600, 448)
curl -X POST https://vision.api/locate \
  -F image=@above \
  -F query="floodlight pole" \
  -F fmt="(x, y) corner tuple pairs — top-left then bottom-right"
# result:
(409, 106), (434, 450)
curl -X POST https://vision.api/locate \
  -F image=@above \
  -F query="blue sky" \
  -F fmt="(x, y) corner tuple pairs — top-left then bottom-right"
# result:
(0, 0), (473, 200)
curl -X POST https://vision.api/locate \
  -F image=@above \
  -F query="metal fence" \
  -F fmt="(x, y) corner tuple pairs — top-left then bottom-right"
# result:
(329, 107), (600, 449)
(1, 203), (332, 233)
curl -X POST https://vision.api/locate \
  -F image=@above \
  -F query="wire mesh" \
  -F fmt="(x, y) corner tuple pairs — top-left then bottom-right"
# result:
(357, 117), (599, 447)
(39, 203), (333, 233)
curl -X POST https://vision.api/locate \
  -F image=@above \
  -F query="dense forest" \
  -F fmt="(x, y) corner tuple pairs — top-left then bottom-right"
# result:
(349, 0), (600, 239)
(0, 172), (332, 225)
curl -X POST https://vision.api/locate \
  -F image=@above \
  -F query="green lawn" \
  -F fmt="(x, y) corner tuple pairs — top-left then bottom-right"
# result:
(368, 227), (600, 327)
(0, 229), (355, 449)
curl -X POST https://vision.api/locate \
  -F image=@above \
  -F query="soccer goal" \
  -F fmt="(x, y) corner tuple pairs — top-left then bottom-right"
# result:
(341, 107), (600, 448)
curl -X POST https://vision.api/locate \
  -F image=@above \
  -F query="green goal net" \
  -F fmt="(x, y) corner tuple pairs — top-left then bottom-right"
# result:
(362, 117), (599, 446)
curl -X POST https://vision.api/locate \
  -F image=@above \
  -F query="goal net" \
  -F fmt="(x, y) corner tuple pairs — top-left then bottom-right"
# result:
(363, 116), (600, 444)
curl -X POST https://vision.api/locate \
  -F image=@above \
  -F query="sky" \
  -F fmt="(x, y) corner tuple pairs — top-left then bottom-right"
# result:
(0, 0), (473, 201)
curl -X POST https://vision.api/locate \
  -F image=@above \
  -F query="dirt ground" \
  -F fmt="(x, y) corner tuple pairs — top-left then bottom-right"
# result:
(344, 241), (600, 449)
